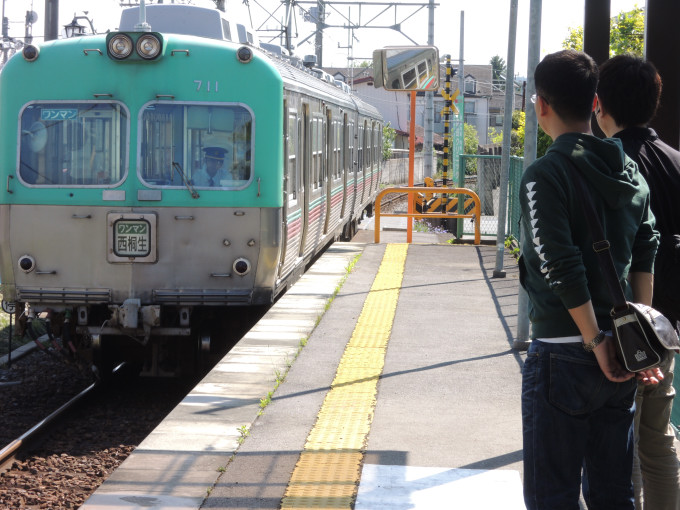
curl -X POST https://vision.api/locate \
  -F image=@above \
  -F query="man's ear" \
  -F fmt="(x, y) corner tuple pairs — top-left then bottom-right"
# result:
(535, 95), (549, 118)
(593, 93), (602, 117)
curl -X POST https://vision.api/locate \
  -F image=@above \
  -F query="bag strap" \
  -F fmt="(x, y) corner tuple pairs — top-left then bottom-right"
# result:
(570, 167), (629, 312)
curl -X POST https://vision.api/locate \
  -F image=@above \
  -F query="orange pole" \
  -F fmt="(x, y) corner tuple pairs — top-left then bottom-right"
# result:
(408, 90), (416, 243)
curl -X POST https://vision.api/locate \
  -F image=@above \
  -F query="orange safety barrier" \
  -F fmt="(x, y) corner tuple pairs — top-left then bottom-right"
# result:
(374, 186), (481, 245)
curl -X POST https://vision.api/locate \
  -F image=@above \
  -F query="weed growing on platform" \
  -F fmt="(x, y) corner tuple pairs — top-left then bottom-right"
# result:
(274, 368), (286, 388)
(324, 254), (361, 315)
(237, 425), (250, 444)
(414, 219), (451, 234)
(504, 235), (520, 259)
(259, 391), (273, 415)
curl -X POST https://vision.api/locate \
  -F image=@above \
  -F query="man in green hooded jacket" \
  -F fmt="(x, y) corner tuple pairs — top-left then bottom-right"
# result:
(520, 49), (661, 510)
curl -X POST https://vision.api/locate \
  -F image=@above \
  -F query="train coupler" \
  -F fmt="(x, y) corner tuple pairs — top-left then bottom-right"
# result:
(107, 300), (161, 343)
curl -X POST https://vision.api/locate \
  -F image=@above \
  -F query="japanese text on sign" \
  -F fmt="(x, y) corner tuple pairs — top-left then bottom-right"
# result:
(114, 220), (150, 257)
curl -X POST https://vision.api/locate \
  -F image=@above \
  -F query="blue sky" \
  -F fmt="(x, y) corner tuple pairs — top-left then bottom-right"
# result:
(4, 0), (643, 75)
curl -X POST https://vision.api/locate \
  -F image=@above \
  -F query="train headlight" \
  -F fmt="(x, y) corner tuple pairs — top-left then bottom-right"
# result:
(233, 258), (251, 276)
(18, 255), (36, 273)
(108, 34), (134, 60)
(136, 34), (161, 60)
(106, 32), (164, 61)
(236, 46), (253, 64)
(22, 45), (40, 62)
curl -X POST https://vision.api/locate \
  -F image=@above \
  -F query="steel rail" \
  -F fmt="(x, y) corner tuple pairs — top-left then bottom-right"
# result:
(0, 379), (100, 471)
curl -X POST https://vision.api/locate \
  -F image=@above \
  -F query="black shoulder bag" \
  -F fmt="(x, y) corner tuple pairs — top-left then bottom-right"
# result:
(572, 170), (680, 372)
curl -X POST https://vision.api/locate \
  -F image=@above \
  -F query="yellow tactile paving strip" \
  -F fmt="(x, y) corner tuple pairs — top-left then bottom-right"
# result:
(280, 243), (408, 509)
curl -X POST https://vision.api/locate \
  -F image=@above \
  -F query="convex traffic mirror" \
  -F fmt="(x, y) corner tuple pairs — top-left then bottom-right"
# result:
(373, 46), (439, 91)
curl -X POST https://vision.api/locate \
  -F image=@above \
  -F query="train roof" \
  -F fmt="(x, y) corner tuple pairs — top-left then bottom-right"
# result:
(259, 52), (381, 120)
(119, 4), (258, 46)
(118, 4), (379, 120)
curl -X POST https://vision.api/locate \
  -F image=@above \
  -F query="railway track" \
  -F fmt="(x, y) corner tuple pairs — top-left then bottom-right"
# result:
(0, 208), (389, 507)
(0, 378), (99, 473)
(0, 353), (197, 508)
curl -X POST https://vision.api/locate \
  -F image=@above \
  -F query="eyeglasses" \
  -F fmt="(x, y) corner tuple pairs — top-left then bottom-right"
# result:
(530, 93), (538, 104)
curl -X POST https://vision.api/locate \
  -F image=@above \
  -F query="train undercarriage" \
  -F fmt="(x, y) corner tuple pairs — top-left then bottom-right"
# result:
(17, 302), (267, 379)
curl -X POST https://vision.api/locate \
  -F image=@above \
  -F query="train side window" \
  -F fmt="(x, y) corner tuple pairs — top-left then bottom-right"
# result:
(19, 102), (128, 187)
(357, 125), (363, 174)
(347, 120), (354, 175)
(333, 119), (342, 180)
(139, 102), (253, 189)
(373, 123), (380, 169)
(287, 111), (299, 203)
(311, 115), (323, 190)
(367, 121), (372, 171)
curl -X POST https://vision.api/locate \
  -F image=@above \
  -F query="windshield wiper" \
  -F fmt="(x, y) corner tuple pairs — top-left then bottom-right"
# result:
(172, 162), (199, 199)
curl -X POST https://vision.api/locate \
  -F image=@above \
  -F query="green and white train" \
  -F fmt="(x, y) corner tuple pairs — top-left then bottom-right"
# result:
(0, 4), (382, 375)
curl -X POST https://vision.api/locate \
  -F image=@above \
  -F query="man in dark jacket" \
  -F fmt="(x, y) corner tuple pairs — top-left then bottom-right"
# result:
(520, 49), (661, 510)
(596, 54), (680, 510)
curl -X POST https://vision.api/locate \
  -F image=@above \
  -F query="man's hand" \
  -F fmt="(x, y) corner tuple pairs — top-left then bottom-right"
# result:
(636, 366), (663, 385)
(592, 335), (636, 382)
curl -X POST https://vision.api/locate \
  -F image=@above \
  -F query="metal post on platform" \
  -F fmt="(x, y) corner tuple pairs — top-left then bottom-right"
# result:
(407, 90), (416, 243)
(514, 0), (542, 350)
(493, 0), (518, 278)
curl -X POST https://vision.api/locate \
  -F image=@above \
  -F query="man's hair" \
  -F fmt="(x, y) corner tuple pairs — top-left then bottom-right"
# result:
(598, 54), (662, 127)
(534, 50), (598, 123)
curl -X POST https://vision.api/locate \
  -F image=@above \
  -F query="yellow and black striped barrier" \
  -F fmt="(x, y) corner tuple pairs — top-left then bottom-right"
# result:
(374, 187), (481, 244)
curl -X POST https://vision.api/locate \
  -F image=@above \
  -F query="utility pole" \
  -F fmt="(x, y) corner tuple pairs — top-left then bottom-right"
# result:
(493, 0), (518, 278)
(315, 0), (325, 66)
(283, 0), (293, 53)
(44, 0), (58, 41)
(514, 0), (542, 350)
(424, 0), (435, 178)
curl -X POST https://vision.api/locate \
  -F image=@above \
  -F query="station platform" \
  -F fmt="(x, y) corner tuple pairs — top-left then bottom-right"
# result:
(81, 217), (526, 509)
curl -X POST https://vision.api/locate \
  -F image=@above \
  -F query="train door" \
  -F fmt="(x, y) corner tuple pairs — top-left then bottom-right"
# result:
(340, 113), (348, 220)
(346, 116), (357, 220)
(357, 121), (364, 206)
(278, 103), (303, 280)
(325, 110), (343, 236)
(299, 104), (310, 257)
(375, 122), (383, 190)
(366, 120), (374, 196)
(300, 105), (326, 260)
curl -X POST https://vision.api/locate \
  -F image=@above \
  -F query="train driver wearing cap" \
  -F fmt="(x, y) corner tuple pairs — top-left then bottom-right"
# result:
(191, 147), (230, 187)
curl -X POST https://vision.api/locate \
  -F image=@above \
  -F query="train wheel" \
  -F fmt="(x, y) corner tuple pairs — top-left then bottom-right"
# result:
(197, 329), (212, 372)
(341, 221), (353, 241)
(92, 334), (116, 381)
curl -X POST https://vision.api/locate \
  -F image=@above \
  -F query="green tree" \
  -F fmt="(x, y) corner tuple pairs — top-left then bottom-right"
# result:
(490, 55), (507, 92)
(536, 126), (552, 158)
(382, 122), (396, 161)
(463, 123), (479, 174)
(562, 7), (644, 56)
(488, 110), (525, 157)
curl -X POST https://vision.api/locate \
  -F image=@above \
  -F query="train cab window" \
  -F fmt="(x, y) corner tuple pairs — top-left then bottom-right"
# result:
(222, 19), (232, 41)
(139, 103), (253, 190)
(19, 102), (127, 187)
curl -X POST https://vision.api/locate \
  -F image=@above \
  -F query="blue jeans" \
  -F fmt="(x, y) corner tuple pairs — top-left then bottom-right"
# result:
(522, 340), (638, 510)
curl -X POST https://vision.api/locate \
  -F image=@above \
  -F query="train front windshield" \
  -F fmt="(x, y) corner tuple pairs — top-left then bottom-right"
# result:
(18, 102), (253, 190)
(140, 103), (253, 189)
(19, 102), (127, 187)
